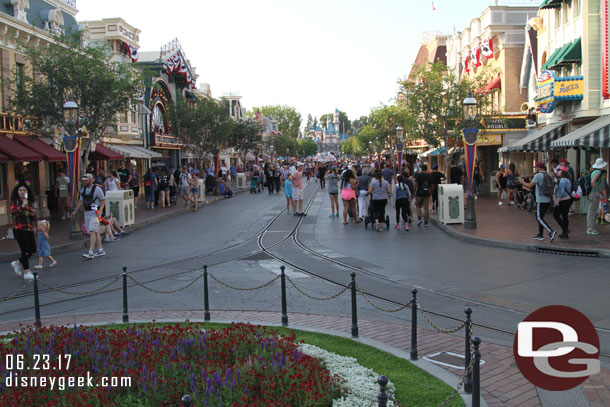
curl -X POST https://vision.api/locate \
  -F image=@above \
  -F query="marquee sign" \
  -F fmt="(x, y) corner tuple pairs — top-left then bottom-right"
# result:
(536, 70), (584, 113)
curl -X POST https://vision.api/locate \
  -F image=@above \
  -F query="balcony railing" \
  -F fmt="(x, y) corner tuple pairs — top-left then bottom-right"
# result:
(60, 0), (77, 8)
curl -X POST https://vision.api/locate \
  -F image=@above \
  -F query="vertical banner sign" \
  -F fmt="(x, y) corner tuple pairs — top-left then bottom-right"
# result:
(63, 135), (81, 208)
(214, 154), (220, 179)
(377, 153), (381, 169)
(396, 142), (404, 173)
(462, 128), (479, 197)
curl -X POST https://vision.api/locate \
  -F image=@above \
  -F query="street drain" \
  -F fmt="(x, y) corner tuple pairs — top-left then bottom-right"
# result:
(423, 351), (486, 369)
(241, 252), (274, 261)
(536, 247), (599, 257)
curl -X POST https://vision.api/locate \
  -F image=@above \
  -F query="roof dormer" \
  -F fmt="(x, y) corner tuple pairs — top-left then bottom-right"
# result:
(40, 8), (64, 34)
(4, 0), (30, 23)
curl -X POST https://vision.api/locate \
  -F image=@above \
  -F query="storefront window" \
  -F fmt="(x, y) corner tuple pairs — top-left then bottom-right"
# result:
(555, 8), (561, 29)
(14, 162), (40, 196)
(0, 163), (6, 200)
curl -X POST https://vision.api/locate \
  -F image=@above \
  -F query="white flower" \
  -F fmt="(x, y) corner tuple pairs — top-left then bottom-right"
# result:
(299, 343), (396, 407)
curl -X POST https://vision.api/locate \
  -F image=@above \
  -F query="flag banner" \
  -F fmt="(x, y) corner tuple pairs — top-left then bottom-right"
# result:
(164, 50), (194, 85)
(63, 136), (81, 208)
(462, 128), (479, 197)
(471, 44), (481, 67)
(463, 55), (470, 73)
(431, 1), (436, 11)
(481, 36), (494, 59)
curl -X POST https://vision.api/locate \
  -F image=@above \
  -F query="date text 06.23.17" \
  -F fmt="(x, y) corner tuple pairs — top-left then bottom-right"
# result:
(5, 354), (72, 371)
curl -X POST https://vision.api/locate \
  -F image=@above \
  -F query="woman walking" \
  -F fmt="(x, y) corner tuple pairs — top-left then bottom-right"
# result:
(368, 171), (392, 231)
(340, 168), (359, 224)
(553, 168), (572, 239)
(128, 167), (140, 208)
(326, 167), (340, 217)
(143, 168), (157, 209)
(496, 164), (507, 205)
(9, 182), (37, 280)
(392, 175), (412, 230)
(506, 163), (519, 206)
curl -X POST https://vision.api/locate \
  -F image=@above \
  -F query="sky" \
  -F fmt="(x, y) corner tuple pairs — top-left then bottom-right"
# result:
(75, 0), (542, 123)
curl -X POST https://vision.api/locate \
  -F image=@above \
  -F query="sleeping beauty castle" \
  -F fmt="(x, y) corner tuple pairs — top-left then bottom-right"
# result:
(310, 109), (349, 154)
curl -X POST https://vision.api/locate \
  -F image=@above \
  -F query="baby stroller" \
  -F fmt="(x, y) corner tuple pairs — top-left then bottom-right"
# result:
(169, 182), (177, 205)
(250, 175), (259, 193)
(364, 199), (390, 231)
(515, 176), (535, 212)
(205, 175), (216, 194)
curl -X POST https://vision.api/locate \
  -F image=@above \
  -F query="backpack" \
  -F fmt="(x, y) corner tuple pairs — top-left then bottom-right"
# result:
(395, 183), (408, 200)
(81, 185), (98, 211)
(418, 175), (431, 196)
(578, 172), (593, 197)
(144, 173), (153, 188)
(540, 173), (555, 197)
(158, 175), (168, 189)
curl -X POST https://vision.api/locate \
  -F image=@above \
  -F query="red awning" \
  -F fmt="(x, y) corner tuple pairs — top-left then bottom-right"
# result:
(0, 134), (44, 161)
(485, 75), (502, 92)
(88, 144), (124, 161)
(15, 137), (66, 162)
(0, 151), (8, 162)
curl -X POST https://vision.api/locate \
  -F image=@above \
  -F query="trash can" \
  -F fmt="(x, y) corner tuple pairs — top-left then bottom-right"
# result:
(197, 179), (205, 203)
(438, 184), (464, 224)
(104, 189), (135, 228)
(237, 173), (248, 189)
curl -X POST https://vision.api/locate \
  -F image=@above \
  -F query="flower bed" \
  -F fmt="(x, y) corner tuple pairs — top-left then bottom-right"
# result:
(0, 323), (346, 406)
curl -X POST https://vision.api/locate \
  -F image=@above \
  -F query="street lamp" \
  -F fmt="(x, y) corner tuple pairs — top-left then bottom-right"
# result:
(462, 90), (478, 229)
(395, 125), (404, 173)
(270, 144), (274, 164)
(63, 99), (79, 131)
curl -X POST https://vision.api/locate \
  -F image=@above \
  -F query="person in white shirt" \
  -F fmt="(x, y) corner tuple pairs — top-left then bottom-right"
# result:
(104, 171), (121, 192)
(179, 167), (194, 207)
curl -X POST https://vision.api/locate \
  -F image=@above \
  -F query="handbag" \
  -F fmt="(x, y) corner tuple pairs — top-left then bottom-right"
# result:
(4, 227), (14, 240)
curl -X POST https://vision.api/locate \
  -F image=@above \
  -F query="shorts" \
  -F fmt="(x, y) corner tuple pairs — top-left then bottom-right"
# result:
(329, 192), (338, 196)
(191, 187), (199, 195)
(84, 211), (100, 233)
(341, 189), (356, 201)
(293, 188), (303, 201)
(180, 186), (190, 196)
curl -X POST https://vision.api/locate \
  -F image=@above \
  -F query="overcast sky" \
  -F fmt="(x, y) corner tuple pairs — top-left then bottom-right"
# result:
(76, 0), (541, 122)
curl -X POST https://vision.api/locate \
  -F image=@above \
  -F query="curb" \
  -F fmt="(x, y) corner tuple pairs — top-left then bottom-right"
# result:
(429, 217), (610, 258)
(0, 189), (244, 264)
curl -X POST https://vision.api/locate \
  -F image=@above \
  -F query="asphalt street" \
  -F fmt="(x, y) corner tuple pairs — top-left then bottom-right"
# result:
(1, 179), (608, 363)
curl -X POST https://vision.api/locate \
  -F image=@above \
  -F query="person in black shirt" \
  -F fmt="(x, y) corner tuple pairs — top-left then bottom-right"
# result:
(449, 160), (463, 185)
(318, 164), (327, 189)
(414, 164), (433, 226)
(117, 162), (131, 189)
(430, 164), (445, 212)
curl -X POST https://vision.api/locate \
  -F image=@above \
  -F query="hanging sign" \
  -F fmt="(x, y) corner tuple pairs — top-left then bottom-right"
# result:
(536, 70), (584, 113)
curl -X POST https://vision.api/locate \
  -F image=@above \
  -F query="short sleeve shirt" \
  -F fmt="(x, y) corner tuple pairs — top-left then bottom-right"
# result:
(533, 172), (551, 203)
(180, 172), (192, 187)
(292, 171), (303, 189)
(56, 175), (70, 197)
(80, 184), (105, 212)
(381, 168), (394, 184)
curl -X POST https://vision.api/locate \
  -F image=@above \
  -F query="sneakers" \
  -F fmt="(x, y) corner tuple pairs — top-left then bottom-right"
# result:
(61, 213), (69, 220)
(498, 202), (503, 206)
(104, 237), (120, 242)
(301, 212), (307, 216)
(509, 201), (515, 206)
(549, 230), (557, 243)
(586, 229), (600, 235)
(404, 224), (409, 231)
(23, 272), (35, 280)
(417, 219), (423, 226)
(49, 261), (57, 268)
(533, 235), (544, 241)
(329, 214), (335, 218)
(395, 224), (401, 230)
(424, 222), (429, 227)
(294, 212), (300, 217)
(94, 249), (106, 257)
(10, 261), (22, 276)
(83, 251), (95, 259)
(474, 196), (478, 200)
(33, 265), (43, 270)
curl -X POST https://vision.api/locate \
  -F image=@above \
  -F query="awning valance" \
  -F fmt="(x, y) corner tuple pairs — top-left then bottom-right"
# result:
(485, 75), (502, 92)
(540, 0), (563, 9)
(15, 137), (65, 162)
(107, 144), (162, 159)
(550, 116), (610, 150)
(0, 135), (44, 161)
(420, 146), (447, 158)
(502, 122), (566, 152)
(89, 144), (124, 161)
(0, 151), (8, 162)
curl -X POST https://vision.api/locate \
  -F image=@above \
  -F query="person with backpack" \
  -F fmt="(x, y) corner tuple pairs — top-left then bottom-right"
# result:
(520, 162), (557, 242)
(158, 169), (173, 208)
(552, 168), (573, 239)
(143, 168), (157, 209)
(368, 171), (391, 231)
(392, 175), (412, 230)
(586, 158), (608, 235)
(71, 173), (106, 259)
(414, 164), (433, 227)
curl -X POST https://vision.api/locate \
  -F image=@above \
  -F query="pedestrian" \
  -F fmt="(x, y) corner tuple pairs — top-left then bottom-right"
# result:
(292, 163), (305, 216)
(179, 167), (193, 207)
(71, 173), (106, 259)
(117, 161), (131, 189)
(285, 175), (294, 215)
(368, 171), (391, 231)
(449, 159), (463, 185)
(520, 162), (557, 242)
(318, 163), (327, 189)
(143, 168), (157, 209)
(506, 163), (519, 206)
(34, 220), (57, 269)
(340, 166), (359, 225)
(158, 169), (173, 208)
(496, 164), (507, 205)
(381, 162), (395, 185)
(414, 164), (433, 226)
(430, 164), (445, 212)
(9, 182), (37, 280)
(586, 158), (608, 235)
(265, 164), (274, 194)
(128, 166), (140, 209)
(325, 167), (340, 217)
(596, 169), (609, 225)
(473, 159), (485, 199)
(190, 175), (200, 212)
(104, 170), (121, 192)
(553, 168), (572, 239)
(272, 165), (281, 193)
(55, 168), (70, 220)
(357, 166), (372, 221)
(392, 174), (412, 230)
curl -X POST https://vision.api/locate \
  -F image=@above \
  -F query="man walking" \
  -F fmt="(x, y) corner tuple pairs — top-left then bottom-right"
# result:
(179, 167), (193, 207)
(586, 158), (608, 235)
(449, 159), (463, 185)
(117, 161), (131, 189)
(71, 173), (106, 259)
(292, 163), (305, 216)
(520, 162), (557, 242)
(318, 164), (327, 189)
(414, 164), (432, 226)
(56, 168), (70, 220)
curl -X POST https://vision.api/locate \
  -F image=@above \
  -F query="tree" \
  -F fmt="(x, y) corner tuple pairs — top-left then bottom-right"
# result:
(297, 139), (318, 157)
(266, 135), (297, 157)
(169, 97), (234, 170)
(252, 105), (302, 139)
(8, 32), (143, 168)
(304, 113), (315, 138)
(320, 110), (351, 134)
(351, 116), (369, 136)
(228, 118), (263, 167)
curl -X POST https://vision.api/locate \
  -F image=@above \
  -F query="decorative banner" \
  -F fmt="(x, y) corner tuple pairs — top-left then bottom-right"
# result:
(462, 55), (470, 73)
(164, 50), (195, 86)
(63, 135), (81, 208)
(481, 36), (494, 59)
(123, 42), (139, 62)
(214, 153), (220, 179)
(471, 44), (481, 67)
(463, 128), (479, 197)
(396, 142), (404, 172)
(377, 153), (381, 169)
(536, 70), (584, 113)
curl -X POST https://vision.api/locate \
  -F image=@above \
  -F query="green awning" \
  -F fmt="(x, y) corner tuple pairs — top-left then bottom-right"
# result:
(540, 0), (563, 9)
(542, 42), (570, 70)
(558, 37), (581, 64)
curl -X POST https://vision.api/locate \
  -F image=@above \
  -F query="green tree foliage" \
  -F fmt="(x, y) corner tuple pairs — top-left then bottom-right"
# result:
(320, 110), (351, 134)
(8, 32), (143, 167)
(297, 138), (318, 157)
(304, 113), (315, 138)
(169, 97), (234, 168)
(229, 118), (263, 168)
(252, 105), (302, 139)
(266, 135), (297, 158)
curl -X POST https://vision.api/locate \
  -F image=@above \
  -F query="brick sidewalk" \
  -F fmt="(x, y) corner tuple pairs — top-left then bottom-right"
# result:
(1, 310), (607, 407)
(431, 194), (610, 256)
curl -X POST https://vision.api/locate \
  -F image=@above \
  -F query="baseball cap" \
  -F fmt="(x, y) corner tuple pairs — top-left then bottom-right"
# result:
(535, 162), (546, 169)
(432, 164), (438, 170)
(82, 173), (93, 180)
(499, 164), (505, 169)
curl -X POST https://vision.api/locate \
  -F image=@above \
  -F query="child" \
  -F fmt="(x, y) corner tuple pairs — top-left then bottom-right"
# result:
(34, 220), (57, 269)
(285, 176), (294, 215)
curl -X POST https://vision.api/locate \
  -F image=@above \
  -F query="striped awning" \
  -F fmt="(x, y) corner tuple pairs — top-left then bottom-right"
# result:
(550, 116), (610, 150)
(503, 122), (566, 152)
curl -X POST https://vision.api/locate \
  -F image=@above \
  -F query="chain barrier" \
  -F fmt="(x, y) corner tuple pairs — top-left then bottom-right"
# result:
(127, 273), (203, 294)
(417, 303), (467, 334)
(286, 276), (349, 301)
(37, 275), (121, 296)
(439, 334), (476, 407)
(208, 273), (279, 291)
(356, 285), (412, 313)
(0, 282), (30, 303)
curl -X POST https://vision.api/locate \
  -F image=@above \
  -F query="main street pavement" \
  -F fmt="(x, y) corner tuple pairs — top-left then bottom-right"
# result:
(1, 179), (608, 406)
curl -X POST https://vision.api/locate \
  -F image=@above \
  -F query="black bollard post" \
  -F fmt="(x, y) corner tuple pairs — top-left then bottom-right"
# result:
(203, 265), (210, 321)
(181, 394), (193, 407)
(122, 266), (129, 323)
(280, 266), (288, 326)
(33, 271), (41, 328)
(377, 375), (388, 407)
(350, 272), (358, 338)
(464, 307), (473, 394)
(472, 336), (481, 407)
(410, 288), (418, 360)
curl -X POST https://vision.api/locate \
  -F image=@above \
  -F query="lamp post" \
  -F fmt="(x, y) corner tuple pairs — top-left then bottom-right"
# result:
(396, 125), (404, 174)
(368, 141), (373, 164)
(270, 144), (274, 165)
(63, 98), (82, 239)
(257, 143), (262, 165)
(462, 90), (478, 229)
